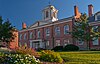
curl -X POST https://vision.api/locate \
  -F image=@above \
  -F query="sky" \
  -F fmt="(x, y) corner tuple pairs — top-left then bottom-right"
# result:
(0, 0), (100, 30)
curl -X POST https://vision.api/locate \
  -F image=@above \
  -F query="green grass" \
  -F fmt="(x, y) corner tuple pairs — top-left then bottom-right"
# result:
(58, 51), (100, 64)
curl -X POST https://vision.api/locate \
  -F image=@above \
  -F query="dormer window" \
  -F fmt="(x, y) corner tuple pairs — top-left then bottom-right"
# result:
(95, 12), (100, 21)
(46, 11), (49, 18)
(97, 15), (100, 21)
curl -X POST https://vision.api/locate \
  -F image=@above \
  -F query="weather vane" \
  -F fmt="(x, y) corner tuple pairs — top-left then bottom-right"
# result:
(48, 0), (51, 5)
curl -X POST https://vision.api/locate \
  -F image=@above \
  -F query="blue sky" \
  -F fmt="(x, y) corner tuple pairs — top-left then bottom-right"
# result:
(0, 0), (100, 30)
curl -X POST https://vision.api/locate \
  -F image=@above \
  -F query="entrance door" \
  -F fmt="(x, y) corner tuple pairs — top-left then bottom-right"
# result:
(35, 43), (39, 49)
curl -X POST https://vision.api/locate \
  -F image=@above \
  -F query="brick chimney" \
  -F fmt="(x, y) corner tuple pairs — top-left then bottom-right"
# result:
(74, 5), (81, 19)
(22, 22), (27, 29)
(88, 4), (93, 17)
(74, 6), (79, 16)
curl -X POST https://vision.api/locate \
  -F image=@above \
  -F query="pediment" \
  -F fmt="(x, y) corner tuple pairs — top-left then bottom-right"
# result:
(29, 22), (39, 28)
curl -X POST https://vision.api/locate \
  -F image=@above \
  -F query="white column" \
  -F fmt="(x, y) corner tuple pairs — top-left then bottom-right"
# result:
(39, 41), (42, 48)
(30, 41), (32, 48)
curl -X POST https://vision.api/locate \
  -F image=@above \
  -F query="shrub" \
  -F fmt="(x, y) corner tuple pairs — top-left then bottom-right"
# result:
(40, 50), (63, 63)
(0, 54), (40, 64)
(36, 48), (47, 52)
(0, 47), (11, 53)
(11, 46), (39, 57)
(63, 44), (79, 51)
(52, 46), (63, 51)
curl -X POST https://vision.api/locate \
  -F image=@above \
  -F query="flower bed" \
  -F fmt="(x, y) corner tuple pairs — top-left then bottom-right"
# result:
(0, 53), (40, 64)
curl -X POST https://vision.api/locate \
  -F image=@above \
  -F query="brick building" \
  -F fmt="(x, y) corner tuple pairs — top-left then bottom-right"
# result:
(0, 30), (18, 49)
(18, 4), (100, 50)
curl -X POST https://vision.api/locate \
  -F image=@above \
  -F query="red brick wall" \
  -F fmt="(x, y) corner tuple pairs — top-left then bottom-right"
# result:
(10, 31), (18, 49)
(19, 20), (74, 49)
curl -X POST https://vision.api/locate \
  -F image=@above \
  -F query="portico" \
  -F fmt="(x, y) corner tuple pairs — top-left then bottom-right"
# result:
(30, 39), (45, 49)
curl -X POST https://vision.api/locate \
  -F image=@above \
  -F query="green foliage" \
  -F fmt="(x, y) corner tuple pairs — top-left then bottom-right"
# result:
(40, 50), (63, 63)
(72, 13), (100, 50)
(0, 53), (40, 64)
(72, 13), (90, 41)
(11, 46), (39, 57)
(0, 47), (11, 53)
(0, 52), (4, 57)
(0, 16), (15, 46)
(63, 44), (79, 51)
(52, 46), (63, 51)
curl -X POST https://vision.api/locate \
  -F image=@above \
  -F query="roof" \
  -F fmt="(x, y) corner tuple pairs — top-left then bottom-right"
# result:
(88, 16), (95, 22)
(19, 16), (73, 32)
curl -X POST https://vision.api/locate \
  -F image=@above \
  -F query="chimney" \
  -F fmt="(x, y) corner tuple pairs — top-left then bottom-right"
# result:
(74, 5), (81, 19)
(22, 22), (27, 29)
(74, 6), (79, 16)
(88, 4), (93, 17)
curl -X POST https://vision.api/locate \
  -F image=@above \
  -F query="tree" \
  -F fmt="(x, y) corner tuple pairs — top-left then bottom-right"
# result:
(0, 16), (15, 47)
(72, 13), (100, 50)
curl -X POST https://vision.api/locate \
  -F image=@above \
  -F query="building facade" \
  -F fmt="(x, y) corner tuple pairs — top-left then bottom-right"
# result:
(19, 4), (100, 50)
(0, 30), (18, 49)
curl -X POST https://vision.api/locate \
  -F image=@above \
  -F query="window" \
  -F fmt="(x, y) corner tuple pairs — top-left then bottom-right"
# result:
(56, 40), (60, 46)
(55, 26), (60, 36)
(20, 34), (22, 40)
(78, 40), (84, 45)
(64, 25), (69, 34)
(46, 28), (50, 36)
(46, 41), (49, 46)
(24, 33), (27, 40)
(92, 26), (98, 32)
(64, 40), (69, 46)
(37, 30), (40, 38)
(97, 15), (100, 20)
(46, 11), (49, 18)
(30, 41), (33, 48)
(30, 32), (33, 39)
(92, 37), (99, 45)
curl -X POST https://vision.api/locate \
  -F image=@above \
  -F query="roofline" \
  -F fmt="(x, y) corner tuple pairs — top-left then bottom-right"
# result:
(19, 16), (73, 32)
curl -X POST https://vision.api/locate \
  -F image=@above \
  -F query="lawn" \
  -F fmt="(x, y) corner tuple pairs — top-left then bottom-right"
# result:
(1, 48), (100, 64)
(58, 51), (100, 64)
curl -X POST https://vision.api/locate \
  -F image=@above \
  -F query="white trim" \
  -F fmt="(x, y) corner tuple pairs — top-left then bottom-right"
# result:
(30, 39), (42, 42)
(19, 20), (72, 32)
(89, 21), (100, 26)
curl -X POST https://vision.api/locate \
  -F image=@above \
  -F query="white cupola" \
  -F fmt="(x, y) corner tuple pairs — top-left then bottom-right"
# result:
(42, 5), (58, 22)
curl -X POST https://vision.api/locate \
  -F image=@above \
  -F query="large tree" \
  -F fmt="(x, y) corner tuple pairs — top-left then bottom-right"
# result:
(0, 16), (15, 47)
(72, 13), (100, 50)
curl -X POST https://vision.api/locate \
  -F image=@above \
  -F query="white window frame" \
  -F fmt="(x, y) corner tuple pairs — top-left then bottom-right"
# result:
(37, 30), (40, 38)
(55, 27), (60, 36)
(64, 25), (69, 34)
(56, 40), (60, 46)
(20, 34), (22, 40)
(92, 37), (99, 45)
(64, 39), (69, 46)
(46, 41), (49, 46)
(97, 15), (100, 20)
(46, 28), (50, 36)
(30, 32), (33, 39)
(24, 33), (27, 40)
(30, 41), (33, 48)
(78, 40), (84, 45)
